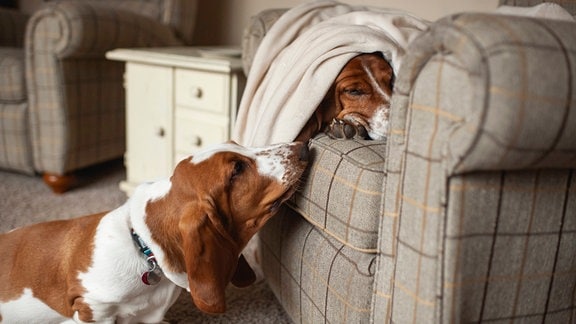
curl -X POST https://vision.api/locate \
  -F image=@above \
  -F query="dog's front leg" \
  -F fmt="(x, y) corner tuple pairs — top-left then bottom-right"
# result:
(326, 118), (369, 139)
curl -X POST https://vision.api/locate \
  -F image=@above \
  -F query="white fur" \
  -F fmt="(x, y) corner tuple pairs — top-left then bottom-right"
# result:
(78, 204), (182, 323)
(0, 289), (68, 324)
(362, 64), (389, 102)
(367, 106), (389, 140)
(191, 142), (295, 185)
(362, 63), (390, 140)
(192, 143), (256, 164)
(253, 144), (294, 185)
(128, 179), (190, 291)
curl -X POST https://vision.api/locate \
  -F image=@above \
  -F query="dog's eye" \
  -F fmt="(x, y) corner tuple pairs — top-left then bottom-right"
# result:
(230, 160), (245, 182)
(344, 88), (365, 96)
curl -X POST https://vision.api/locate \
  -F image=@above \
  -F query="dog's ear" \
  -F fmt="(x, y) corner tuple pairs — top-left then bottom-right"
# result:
(319, 84), (342, 123)
(179, 201), (240, 314)
(296, 90), (335, 142)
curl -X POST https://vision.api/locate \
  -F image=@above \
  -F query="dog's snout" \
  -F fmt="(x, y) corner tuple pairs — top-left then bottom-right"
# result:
(298, 143), (310, 162)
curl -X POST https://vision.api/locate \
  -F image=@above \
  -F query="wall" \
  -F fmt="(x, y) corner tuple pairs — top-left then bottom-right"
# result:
(193, 0), (500, 46)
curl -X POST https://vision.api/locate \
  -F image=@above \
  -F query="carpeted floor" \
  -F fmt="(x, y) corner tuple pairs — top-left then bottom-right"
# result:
(0, 161), (291, 323)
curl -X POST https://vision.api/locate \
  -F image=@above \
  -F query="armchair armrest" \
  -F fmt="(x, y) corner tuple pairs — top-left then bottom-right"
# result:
(26, 0), (183, 59)
(0, 8), (28, 47)
(389, 13), (576, 175)
(379, 12), (576, 323)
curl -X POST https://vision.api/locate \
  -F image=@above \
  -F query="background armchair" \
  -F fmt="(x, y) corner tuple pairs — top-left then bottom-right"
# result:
(0, 0), (197, 192)
(243, 0), (576, 322)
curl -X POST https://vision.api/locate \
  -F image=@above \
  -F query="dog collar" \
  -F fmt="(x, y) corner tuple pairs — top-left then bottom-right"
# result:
(130, 229), (163, 285)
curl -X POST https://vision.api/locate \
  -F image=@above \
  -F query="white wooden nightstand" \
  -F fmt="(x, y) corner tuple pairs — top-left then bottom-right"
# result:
(106, 47), (246, 195)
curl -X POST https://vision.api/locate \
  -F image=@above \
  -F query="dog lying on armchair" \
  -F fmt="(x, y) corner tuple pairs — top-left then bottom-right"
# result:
(296, 52), (395, 142)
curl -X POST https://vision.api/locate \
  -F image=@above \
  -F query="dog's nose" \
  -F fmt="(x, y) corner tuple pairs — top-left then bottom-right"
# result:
(299, 143), (310, 162)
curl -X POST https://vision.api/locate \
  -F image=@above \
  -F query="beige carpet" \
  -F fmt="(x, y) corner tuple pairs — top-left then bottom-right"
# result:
(0, 161), (291, 323)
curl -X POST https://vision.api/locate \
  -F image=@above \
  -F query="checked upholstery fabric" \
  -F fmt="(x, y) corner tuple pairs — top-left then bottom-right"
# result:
(0, 0), (197, 176)
(245, 1), (576, 323)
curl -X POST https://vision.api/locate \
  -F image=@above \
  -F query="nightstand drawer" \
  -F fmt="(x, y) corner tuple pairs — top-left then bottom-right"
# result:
(175, 69), (229, 113)
(174, 109), (229, 158)
(108, 46), (245, 195)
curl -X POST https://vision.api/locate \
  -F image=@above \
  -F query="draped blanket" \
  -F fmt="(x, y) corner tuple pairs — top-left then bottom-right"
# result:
(233, 0), (429, 146)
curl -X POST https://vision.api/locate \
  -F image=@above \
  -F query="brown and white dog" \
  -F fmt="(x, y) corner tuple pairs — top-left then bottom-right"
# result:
(0, 141), (309, 323)
(296, 52), (394, 142)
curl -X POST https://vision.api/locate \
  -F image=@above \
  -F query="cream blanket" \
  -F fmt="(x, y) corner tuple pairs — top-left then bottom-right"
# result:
(233, 0), (429, 146)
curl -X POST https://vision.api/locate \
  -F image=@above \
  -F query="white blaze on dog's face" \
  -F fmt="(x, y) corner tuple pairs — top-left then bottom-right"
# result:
(360, 62), (391, 140)
(366, 105), (389, 140)
(191, 142), (304, 189)
(144, 141), (308, 314)
(186, 142), (308, 232)
(333, 53), (394, 140)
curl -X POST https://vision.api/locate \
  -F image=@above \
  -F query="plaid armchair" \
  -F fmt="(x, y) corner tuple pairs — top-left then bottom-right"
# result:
(0, 0), (197, 192)
(243, 1), (576, 322)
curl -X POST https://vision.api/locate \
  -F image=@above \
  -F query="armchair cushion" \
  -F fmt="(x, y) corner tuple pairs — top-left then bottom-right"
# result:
(292, 134), (386, 252)
(261, 205), (378, 323)
(0, 48), (25, 101)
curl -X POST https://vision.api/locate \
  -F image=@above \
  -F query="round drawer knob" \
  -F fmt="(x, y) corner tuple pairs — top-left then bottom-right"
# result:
(192, 136), (202, 147)
(156, 127), (165, 137)
(191, 87), (203, 99)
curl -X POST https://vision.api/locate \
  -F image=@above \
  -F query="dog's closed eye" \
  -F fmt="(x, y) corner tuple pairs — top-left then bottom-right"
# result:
(343, 88), (367, 96)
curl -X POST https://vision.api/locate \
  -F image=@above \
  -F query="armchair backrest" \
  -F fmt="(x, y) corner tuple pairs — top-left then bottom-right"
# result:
(107, 0), (198, 45)
(17, 0), (198, 44)
(499, 0), (576, 16)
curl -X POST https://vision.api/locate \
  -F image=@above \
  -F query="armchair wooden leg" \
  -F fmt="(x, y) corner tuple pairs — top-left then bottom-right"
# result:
(42, 173), (77, 194)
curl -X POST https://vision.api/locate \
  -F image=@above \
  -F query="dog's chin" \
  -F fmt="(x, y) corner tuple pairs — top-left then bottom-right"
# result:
(367, 107), (389, 140)
(367, 129), (387, 140)
(367, 120), (388, 140)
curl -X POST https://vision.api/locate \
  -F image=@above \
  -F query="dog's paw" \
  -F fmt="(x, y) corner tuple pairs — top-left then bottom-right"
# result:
(326, 118), (369, 139)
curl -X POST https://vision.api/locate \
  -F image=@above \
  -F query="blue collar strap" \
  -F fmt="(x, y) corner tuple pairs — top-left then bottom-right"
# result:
(131, 229), (163, 285)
